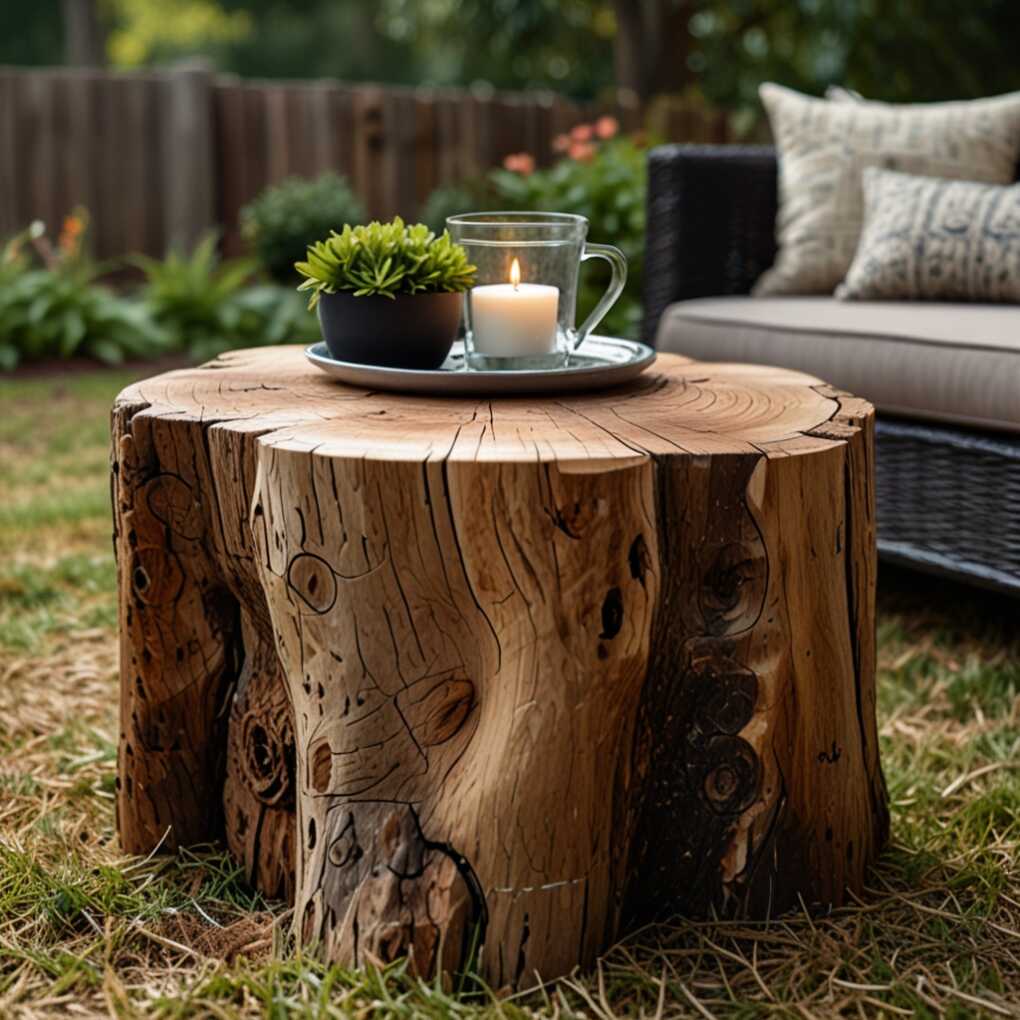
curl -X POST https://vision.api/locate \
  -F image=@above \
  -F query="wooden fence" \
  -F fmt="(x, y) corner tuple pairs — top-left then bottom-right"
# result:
(0, 65), (729, 259)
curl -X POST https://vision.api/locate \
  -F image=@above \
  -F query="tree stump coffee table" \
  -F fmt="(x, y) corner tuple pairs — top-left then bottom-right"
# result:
(113, 347), (888, 987)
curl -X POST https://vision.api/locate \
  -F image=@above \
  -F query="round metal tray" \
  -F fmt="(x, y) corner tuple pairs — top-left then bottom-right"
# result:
(304, 336), (656, 394)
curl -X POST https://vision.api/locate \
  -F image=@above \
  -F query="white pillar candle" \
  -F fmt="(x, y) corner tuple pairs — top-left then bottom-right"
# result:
(470, 259), (559, 357)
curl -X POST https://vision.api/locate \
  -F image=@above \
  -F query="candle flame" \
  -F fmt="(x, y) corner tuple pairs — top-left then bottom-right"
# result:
(510, 257), (521, 290)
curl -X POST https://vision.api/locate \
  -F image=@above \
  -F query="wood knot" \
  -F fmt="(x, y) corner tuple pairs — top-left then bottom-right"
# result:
(549, 498), (601, 539)
(287, 553), (338, 614)
(143, 474), (204, 540)
(628, 534), (651, 587)
(241, 714), (294, 806)
(691, 658), (758, 735)
(398, 674), (476, 748)
(327, 813), (361, 868)
(599, 587), (624, 640)
(699, 541), (766, 635)
(310, 738), (333, 793)
(696, 735), (760, 816)
(129, 547), (184, 606)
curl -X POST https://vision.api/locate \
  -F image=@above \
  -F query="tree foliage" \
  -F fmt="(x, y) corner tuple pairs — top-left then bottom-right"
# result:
(10, 1), (1020, 110)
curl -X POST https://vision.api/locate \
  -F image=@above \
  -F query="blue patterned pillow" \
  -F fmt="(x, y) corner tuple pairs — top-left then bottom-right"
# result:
(837, 168), (1020, 302)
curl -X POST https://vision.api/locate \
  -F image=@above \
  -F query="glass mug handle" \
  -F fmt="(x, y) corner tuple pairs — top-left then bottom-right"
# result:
(573, 242), (628, 349)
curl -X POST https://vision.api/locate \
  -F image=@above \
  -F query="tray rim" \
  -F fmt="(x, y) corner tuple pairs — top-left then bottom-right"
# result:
(304, 335), (656, 395)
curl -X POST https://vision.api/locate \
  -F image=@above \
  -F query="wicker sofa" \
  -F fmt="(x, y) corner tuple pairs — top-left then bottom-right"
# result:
(644, 145), (1020, 596)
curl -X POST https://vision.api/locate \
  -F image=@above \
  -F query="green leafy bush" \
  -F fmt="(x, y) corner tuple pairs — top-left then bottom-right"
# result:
(0, 215), (167, 370)
(417, 184), (485, 235)
(135, 234), (318, 361)
(488, 126), (648, 338)
(296, 218), (476, 307)
(241, 173), (366, 283)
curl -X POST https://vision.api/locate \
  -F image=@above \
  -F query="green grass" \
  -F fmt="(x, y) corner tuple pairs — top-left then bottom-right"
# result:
(0, 366), (1018, 1018)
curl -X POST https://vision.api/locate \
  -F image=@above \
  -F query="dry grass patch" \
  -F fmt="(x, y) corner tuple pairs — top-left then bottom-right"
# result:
(0, 368), (1018, 1018)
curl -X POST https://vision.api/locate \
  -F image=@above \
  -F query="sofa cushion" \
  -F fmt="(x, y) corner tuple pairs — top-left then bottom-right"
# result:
(656, 297), (1020, 433)
(754, 84), (1020, 297)
(837, 169), (1020, 303)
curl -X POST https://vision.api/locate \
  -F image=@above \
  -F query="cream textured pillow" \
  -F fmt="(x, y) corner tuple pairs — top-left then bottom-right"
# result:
(755, 84), (1020, 296)
(838, 168), (1020, 302)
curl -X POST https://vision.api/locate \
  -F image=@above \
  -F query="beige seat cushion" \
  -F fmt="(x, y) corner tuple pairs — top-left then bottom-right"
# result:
(656, 297), (1020, 433)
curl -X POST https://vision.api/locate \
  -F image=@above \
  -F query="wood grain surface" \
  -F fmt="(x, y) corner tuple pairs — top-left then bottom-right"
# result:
(112, 347), (888, 987)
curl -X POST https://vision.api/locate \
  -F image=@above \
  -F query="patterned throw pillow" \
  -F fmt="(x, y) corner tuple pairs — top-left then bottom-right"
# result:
(837, 168), (1020, 302)
(754, 84), (1020, 296)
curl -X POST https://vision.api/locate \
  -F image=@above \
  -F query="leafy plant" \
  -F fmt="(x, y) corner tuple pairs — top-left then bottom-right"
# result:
(241, 173), (366, 283)
(488, 124), (649, 338)
(0, 213), (167, 370)
(135, 233), (318, 360)
(417, 183), (486, 235)
(296, 218), (476, 307)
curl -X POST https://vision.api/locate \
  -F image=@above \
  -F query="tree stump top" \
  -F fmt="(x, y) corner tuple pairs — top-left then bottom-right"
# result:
(114, 345), (885, 987)
(118, 346), (866, 462)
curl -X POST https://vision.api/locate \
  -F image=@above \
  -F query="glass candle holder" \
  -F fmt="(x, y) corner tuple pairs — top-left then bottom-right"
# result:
(447, 212), (627, 370)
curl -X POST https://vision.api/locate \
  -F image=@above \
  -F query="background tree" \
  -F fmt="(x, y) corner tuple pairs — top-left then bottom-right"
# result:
(2, 0), (1020, 115)
(62, 0), (106, 66)
(611, 0), (693, 104)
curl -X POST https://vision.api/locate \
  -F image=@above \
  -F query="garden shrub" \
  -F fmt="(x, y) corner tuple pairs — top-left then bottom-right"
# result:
(135, 233), (318, 361)
(0, 214), (167, 370)
(487, 119), (648, 339)
(241, 173), (366, 283)
(417, 184), (485, 235)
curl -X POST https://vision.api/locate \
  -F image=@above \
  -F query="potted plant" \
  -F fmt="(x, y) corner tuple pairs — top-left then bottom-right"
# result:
(295, 218), (476, 370)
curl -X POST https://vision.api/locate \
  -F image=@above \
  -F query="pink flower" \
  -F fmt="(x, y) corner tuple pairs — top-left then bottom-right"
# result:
(570, 123), (593, 142)
(568, 141), (596, 162)
(552, 133), (571, 153)
(502, 152), (536, 175)
(594, 115), (619, 140)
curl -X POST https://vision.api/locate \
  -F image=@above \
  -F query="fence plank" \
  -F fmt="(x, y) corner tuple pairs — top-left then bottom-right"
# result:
(215, 79), (248, 255)
(0, 65), (730, 257)
(0, 70), (16, 237)
(20, 72), (57, 236)
(392, 90), (419, 219)
(95, 73), (127, 258)
(64, 73), (97, 239)
(413, 89), (438, 213)
(264, 84), (288, 185)
(243, 82), (270, 207)
(160, 65), (215, 253)
(121, 74), (152, 254)
(332, 86), (356, 183)
(351, 86), (385, 218)
(306, 82), (337, 176)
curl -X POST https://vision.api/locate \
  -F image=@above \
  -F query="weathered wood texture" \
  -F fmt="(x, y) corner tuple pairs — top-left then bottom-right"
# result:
(0, 65), (728, 258)
(113, 348), (888, 987)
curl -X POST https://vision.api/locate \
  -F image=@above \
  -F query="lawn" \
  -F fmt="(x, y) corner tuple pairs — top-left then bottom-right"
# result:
(1, 367), (1019, 1019)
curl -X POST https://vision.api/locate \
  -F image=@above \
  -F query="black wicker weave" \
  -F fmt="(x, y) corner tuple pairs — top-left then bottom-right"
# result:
(644, 143), (1020, 596)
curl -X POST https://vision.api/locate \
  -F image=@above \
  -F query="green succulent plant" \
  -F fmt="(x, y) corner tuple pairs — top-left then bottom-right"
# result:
(295, 218), (476, 308)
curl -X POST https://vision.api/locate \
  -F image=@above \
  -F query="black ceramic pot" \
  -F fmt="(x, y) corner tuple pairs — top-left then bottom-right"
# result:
(317, 291), (462, 370)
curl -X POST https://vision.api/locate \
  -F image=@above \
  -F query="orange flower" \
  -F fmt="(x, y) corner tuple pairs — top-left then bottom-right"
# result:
(58, 213), (85, 255)
(552, 133), (571, 153)
(594, 115), (619, 140)
(570, 123), (593, 142)
(503, 152), (536, 175)
(568, 141), (596, 162)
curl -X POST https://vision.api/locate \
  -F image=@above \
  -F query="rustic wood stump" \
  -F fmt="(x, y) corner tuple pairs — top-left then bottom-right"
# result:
(113, 347), (888, 987)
